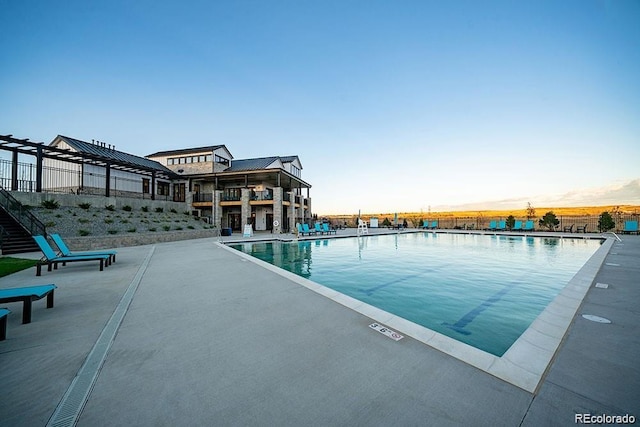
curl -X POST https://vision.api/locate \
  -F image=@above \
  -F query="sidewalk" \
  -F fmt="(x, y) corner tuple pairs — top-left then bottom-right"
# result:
(0, 233), (637, 426)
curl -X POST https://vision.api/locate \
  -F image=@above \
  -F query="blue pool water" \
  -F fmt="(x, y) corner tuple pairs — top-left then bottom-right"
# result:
(230, 233), (601, 356)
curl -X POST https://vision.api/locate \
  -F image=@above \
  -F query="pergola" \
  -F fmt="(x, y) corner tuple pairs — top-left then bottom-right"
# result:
(0, 134), (178, 199)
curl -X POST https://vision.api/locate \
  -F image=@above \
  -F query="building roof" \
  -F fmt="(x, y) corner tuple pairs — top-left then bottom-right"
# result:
(55, 135), (175, 175)
(226, 157), (281, 172)
(146, 145), (230, 158)
(226, 155), (302, 172)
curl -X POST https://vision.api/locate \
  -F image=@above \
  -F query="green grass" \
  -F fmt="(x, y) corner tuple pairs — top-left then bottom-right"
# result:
(0, 257), (38, 277)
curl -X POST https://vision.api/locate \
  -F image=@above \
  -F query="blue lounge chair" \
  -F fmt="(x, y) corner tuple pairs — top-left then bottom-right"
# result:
(430, 221), (438, 229)
(314, 222), (324, 234)
(622, 220), (639, 234)
(322, 223), (336, 235)
(33, 235), (111, 276)
(0, 308), (10, 340)
(422, 220), (429, 229)
(486, 220), (497, 231)
(523, 220), (534, 232)
(302, 223), (317, 235)
(496, 220), (506, 231)
(0, 284), (57, 324)
(512, 220), (523, 231)
(51, 233), (116, 263)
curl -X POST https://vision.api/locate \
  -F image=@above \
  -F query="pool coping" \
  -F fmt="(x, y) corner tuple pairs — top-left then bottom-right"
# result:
(217, 233), (614, 393)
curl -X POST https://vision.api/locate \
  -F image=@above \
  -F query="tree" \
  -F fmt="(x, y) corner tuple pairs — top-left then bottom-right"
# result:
(382, 217), (391, 227)
(526, 202), (536, 220)
(598, 211), (615, 232)
(539, 211), (559, 231)
(506, 215), (515, 230)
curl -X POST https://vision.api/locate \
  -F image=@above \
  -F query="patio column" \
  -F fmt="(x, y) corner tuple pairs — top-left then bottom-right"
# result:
(213, 189), (222, 229)
(288, 190), (296, 230)
(273, 187), (283, 234)
(241, 188), (251, 229)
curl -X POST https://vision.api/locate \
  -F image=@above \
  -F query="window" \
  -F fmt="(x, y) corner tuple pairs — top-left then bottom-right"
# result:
(173, 183), (185, 202)
(186, 157), (192, 164)
(142, 178), (150, 194)
(158, 182), (170, 196)
(215, 155), (229, 166)
(168, 158), (175, 165)
(291, 165), (301, 177)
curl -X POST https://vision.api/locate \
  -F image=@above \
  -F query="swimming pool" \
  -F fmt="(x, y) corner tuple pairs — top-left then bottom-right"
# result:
(229, 233), (602, 356)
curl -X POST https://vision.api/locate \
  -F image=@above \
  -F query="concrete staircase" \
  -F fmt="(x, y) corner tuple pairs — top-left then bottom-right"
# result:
(0, 209), (40, 254)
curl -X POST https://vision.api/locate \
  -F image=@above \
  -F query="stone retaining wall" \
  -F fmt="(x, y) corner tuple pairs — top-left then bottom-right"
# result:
(63, 229), (216, 250)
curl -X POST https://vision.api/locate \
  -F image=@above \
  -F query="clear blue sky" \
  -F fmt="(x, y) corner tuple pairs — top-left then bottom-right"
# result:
(1, 0), (639, 214)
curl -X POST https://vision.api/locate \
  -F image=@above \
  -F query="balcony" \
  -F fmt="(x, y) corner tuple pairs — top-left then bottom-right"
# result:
(192, 193), (213, 203)
(251, 190), (273, 201)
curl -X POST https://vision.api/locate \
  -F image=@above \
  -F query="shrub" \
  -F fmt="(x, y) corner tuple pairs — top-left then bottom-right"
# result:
(55, 214), (62, 218)
(382, 218), (391, 227)
(187, 225), (195, 229)
(127, 228), (137, 233)
(506, 215), (515, 230)
(120, 219), (130, 224)
(78, 229), (90, 236)
(105, 204), (115, 211)
(162, 225), (171, 231)
(170, 208), (177, 213)
(78, 202), (91, 210)
(183, 211), (191, 216)
(45, 221), (56, 227)
(175, 226), (183, 230)
(78, 218), (90, 224)
(539, 211), (559, 231)
(598, 212), (615, 232)
(141, 206), (149, 212)
(107, 229), (118, 235)
(41, 199), (59, 209)
(122, 205), (132, 212)
(104, 218), (114, 224)
(148, 227), (157, 232)
(155, 207), (164, 213)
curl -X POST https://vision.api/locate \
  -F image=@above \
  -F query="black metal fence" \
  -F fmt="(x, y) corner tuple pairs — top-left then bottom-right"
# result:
(0, 159), (172, 200)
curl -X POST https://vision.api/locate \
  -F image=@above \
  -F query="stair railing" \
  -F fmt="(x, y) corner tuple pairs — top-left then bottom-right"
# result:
(0, 186), (47, 237)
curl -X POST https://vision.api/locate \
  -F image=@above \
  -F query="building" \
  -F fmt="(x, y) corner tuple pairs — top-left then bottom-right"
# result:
(146, 147), (312, 233)
(0, 134), (312, 234)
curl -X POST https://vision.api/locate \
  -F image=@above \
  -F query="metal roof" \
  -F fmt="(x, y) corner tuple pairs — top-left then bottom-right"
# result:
(226, 157), (281, 172)
(57, 136), (174, 174)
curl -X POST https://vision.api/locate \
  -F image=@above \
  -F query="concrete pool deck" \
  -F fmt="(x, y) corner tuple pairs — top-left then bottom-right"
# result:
(0, 229), (638, 426)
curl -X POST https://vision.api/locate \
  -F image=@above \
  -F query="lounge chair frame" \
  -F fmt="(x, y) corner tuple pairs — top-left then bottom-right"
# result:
(0, 284), (57, 324)
(51, 233), (116, 263)
(0, 308), (10, 340)
(33, 235), (111, 276)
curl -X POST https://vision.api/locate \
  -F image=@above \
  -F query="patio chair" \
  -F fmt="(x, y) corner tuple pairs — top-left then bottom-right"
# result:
(0, 308), (10, 340)
(563, 224), (574, 233)
(496, 220), (506, 231)
(422, 220), (430, 229)
(622, 220), (639, 234)
(485, 220), (497, 231)
(301, 223), (316, 236)
(51, 234), (116, 263)
(576, 224), (588, 233)
(322, 223), (336, 235)
(33, 235), (111, 276)
(512, 220), (523, 231)
(523, 220), (535, 232)
(314, 222), (324, 234)
(430, 221), (438, 230)
(0, 284), (57, 324)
